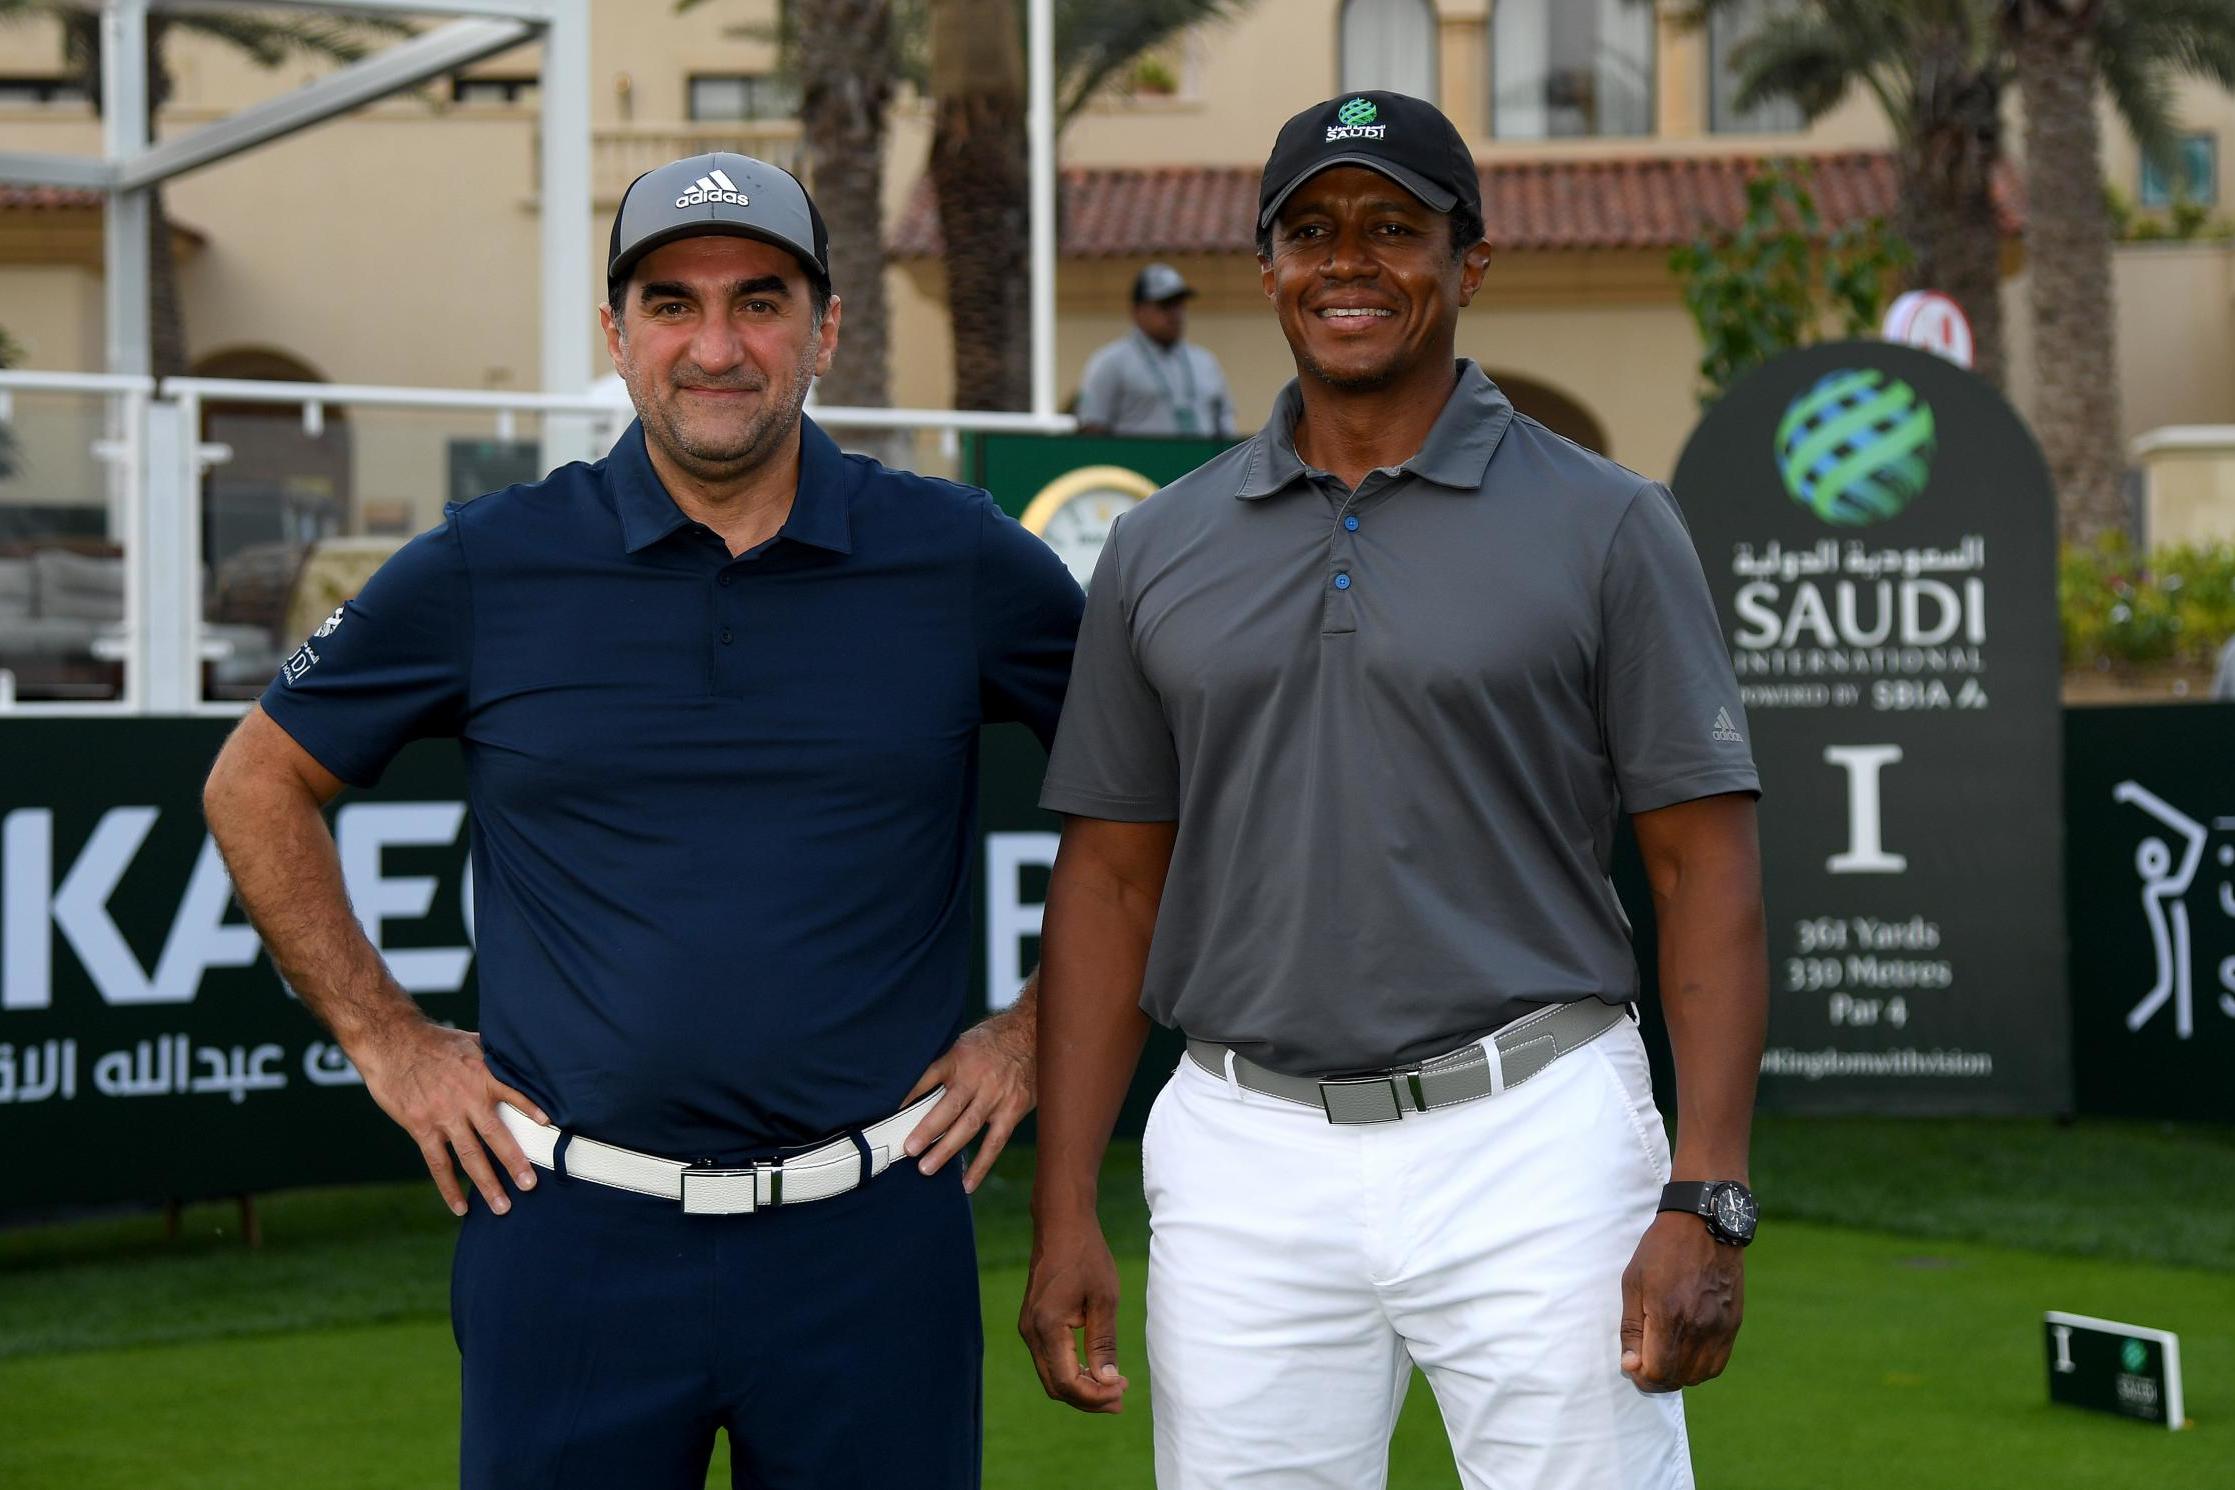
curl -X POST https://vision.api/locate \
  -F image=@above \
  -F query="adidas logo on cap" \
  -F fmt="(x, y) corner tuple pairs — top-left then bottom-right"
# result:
(676, 167), (750, 209)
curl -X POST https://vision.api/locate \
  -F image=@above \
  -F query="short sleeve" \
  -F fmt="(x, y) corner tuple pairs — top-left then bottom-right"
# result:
(1074, 345), (1121, 428)
(976, 499), (1084, 748)
(1598, 482), (1761, 814)
(1039, 520), (1180, 820)
(257, 514), (472, 787)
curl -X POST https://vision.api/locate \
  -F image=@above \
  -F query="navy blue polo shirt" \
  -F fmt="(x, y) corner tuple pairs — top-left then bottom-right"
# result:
(260, 418), (1083, 1158)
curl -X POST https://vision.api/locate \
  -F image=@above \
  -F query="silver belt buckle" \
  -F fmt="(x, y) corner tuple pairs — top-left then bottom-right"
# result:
(679, 1160), (781, 1215)
(1316, 1073), (1407, 1125)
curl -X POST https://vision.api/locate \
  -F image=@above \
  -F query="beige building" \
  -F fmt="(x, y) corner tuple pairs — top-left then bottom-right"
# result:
(2, 1), (2233, 600)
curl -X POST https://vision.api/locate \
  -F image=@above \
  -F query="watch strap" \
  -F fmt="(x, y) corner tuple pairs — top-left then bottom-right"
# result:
(1658, 1180), (1713, 1217)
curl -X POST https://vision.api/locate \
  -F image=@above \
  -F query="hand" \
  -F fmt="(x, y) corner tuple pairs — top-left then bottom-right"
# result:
(1020, 1219), (1129, 1413)
(1619, 1211), (1746, 1392)
(903, 1009), (1035, 1194)
(353, 1019), (547, 1218)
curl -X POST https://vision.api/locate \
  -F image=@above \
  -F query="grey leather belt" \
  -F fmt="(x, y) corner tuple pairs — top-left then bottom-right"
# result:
(1186, 999), (1629, 1125)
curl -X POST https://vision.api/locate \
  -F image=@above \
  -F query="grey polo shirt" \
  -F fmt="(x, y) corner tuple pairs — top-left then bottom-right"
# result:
(1040, 361), (1759, 1077)
(1075, 330), (1237, 438)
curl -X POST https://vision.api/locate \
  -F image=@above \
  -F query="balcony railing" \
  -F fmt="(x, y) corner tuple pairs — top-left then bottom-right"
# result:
(586, 121), (807, 206)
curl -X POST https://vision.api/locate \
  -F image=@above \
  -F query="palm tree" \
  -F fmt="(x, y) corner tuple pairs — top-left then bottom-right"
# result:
(685, 0), (901, 424)
(1694, 1), (2016, 389)
(0, 3), (407, 377)
(708, 0), (1255, 412)
(927, 0), (1032, 411)
(2000, 0), (2235, 543)
(928, 0), (1256, 410)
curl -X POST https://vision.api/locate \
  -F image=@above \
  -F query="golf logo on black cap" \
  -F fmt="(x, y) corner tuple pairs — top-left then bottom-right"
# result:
(1328, 97), (1385, 141)
(676, 166), (749, 210)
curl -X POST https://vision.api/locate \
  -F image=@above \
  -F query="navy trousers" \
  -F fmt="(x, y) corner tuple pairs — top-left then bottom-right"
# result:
(452, 1156), (981, 1489)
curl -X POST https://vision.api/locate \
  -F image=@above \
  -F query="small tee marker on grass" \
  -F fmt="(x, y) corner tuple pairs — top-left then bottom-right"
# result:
(2044, 1311), (2186, 1429)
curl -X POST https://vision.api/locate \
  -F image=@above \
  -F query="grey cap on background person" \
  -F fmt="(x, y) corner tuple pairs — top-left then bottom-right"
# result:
(1132, 263), (1196, 304)
(607, 152), (831, 296)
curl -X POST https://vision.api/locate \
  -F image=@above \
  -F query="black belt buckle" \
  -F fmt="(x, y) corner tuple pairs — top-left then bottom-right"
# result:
(1316, 1073), (1406, 1125)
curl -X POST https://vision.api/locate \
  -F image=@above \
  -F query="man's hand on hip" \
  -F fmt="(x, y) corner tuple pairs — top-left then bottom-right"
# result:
(1020, 1219), (1129, 1413)
(904, 1005), (1035, 1194)
(354, 1019), (547, 1217)
(1619, 1210), (1745, 1392)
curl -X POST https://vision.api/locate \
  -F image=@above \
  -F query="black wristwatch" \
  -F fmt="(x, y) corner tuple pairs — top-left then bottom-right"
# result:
(1659, 1180), (1758, 1247)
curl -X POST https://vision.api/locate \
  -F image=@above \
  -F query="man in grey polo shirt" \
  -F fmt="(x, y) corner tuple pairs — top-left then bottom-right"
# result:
(1074, 263), (1236, 438)
(1021, 91), (1767, 1490)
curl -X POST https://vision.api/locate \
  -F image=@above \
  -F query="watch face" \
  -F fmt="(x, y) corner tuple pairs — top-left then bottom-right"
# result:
(1710, 1183), (1758, 1241)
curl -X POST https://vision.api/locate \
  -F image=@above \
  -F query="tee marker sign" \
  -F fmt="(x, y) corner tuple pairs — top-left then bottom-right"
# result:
(2044, 1311), (2186, 1429)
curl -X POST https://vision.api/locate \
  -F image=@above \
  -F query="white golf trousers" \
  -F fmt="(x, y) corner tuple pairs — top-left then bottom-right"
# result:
(1142, 1017), (1694, 1490)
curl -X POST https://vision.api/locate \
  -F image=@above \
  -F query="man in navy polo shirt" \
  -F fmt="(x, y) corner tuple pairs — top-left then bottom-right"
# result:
(202, 153), (1083, 1488)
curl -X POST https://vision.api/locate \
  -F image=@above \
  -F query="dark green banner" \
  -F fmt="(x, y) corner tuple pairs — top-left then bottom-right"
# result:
(2064, 703), (2235, 1123)
(0, 722), (477, 1209)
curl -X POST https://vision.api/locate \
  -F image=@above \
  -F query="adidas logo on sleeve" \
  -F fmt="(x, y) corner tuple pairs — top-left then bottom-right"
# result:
(1711, 706), (1745, 744)
(676, 168), (750, 208)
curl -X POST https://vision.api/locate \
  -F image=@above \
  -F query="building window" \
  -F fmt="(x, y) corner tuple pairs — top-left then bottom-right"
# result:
(451, 75), (538, 106)
(1492, 0), (1654, 139)
(1339, 0), (1438, 104)
(0, 76), (89, 108)
(687, 74), (799, 123)
(2140, 133), (2218, 207)
(1709, 0), (1804, 133)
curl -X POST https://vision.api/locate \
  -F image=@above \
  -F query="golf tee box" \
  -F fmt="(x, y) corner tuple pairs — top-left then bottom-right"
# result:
(2044, 1312), (2186, 1429)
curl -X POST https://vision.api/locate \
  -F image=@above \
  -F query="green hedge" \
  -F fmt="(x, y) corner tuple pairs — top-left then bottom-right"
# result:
(2060, 536), (2235, 668)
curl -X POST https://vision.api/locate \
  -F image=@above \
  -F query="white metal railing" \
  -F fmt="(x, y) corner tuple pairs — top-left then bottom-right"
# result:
(0, 370), (154, 716)
(0, 370), (1076, 717)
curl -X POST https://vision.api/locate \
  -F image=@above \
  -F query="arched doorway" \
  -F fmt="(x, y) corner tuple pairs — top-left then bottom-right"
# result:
(1483, 371), (1610, 456)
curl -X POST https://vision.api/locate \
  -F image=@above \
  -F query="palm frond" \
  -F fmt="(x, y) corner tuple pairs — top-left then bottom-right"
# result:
(1729, 10), (1890, 121)
(2104, 0), (2235, 88)
(174, 11), (411, 70)
(1052, 0), (1251, 126)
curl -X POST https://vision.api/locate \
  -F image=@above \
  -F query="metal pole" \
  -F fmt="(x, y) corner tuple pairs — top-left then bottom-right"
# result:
(102, 0), (151, 380)
(102, 1), (155, 709)
(1026, 0), (1057, 420)
(141, 396), (196, 712)
(539, 0), (595, 468)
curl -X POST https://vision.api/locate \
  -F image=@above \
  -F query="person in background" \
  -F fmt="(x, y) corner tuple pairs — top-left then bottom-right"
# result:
(1075, 263), (1236, 439)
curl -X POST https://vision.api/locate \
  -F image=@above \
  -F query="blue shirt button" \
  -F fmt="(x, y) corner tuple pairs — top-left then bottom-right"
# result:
(720, 627), (734, 645)
(718, 573), (733, 587)
(1333, 573), (1351, 590)
(1343, 515), (1359, 531)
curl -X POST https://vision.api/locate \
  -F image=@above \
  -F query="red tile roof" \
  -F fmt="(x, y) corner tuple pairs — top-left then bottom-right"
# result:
(1, 183), (208, 245)
(0, 185), (104, 211)
(891, 150), (2022, 259)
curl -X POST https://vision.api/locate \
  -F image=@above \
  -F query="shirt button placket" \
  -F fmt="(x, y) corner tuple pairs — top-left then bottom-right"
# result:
(1326, 503), (1360, 635)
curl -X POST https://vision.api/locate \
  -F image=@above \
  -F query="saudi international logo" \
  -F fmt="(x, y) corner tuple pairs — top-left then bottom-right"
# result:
(2121, 1339), (2148, 1373)
(1773, 368), (1937, 527)
(1327, 96), (1387, 142)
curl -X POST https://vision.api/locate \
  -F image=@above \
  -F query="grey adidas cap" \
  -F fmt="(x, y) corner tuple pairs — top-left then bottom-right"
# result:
(607, 152), (831, 295)
(1132, 263), (1195, 304)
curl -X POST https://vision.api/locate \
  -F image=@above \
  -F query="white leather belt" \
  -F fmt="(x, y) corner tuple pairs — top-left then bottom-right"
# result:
(497, 1088), (942, 1216)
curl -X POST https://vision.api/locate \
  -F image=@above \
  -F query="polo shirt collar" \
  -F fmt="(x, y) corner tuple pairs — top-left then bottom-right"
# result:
(1235, 359), (1516, 500)
(610, 415), (856, 556)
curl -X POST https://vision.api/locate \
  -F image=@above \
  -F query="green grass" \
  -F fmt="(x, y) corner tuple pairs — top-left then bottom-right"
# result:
(4, 1118), (2232, 1488)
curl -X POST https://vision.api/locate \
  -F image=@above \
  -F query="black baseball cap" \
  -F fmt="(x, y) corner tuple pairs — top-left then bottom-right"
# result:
(1258, 91), (1482, 232)
(607, 152), (831, 297)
